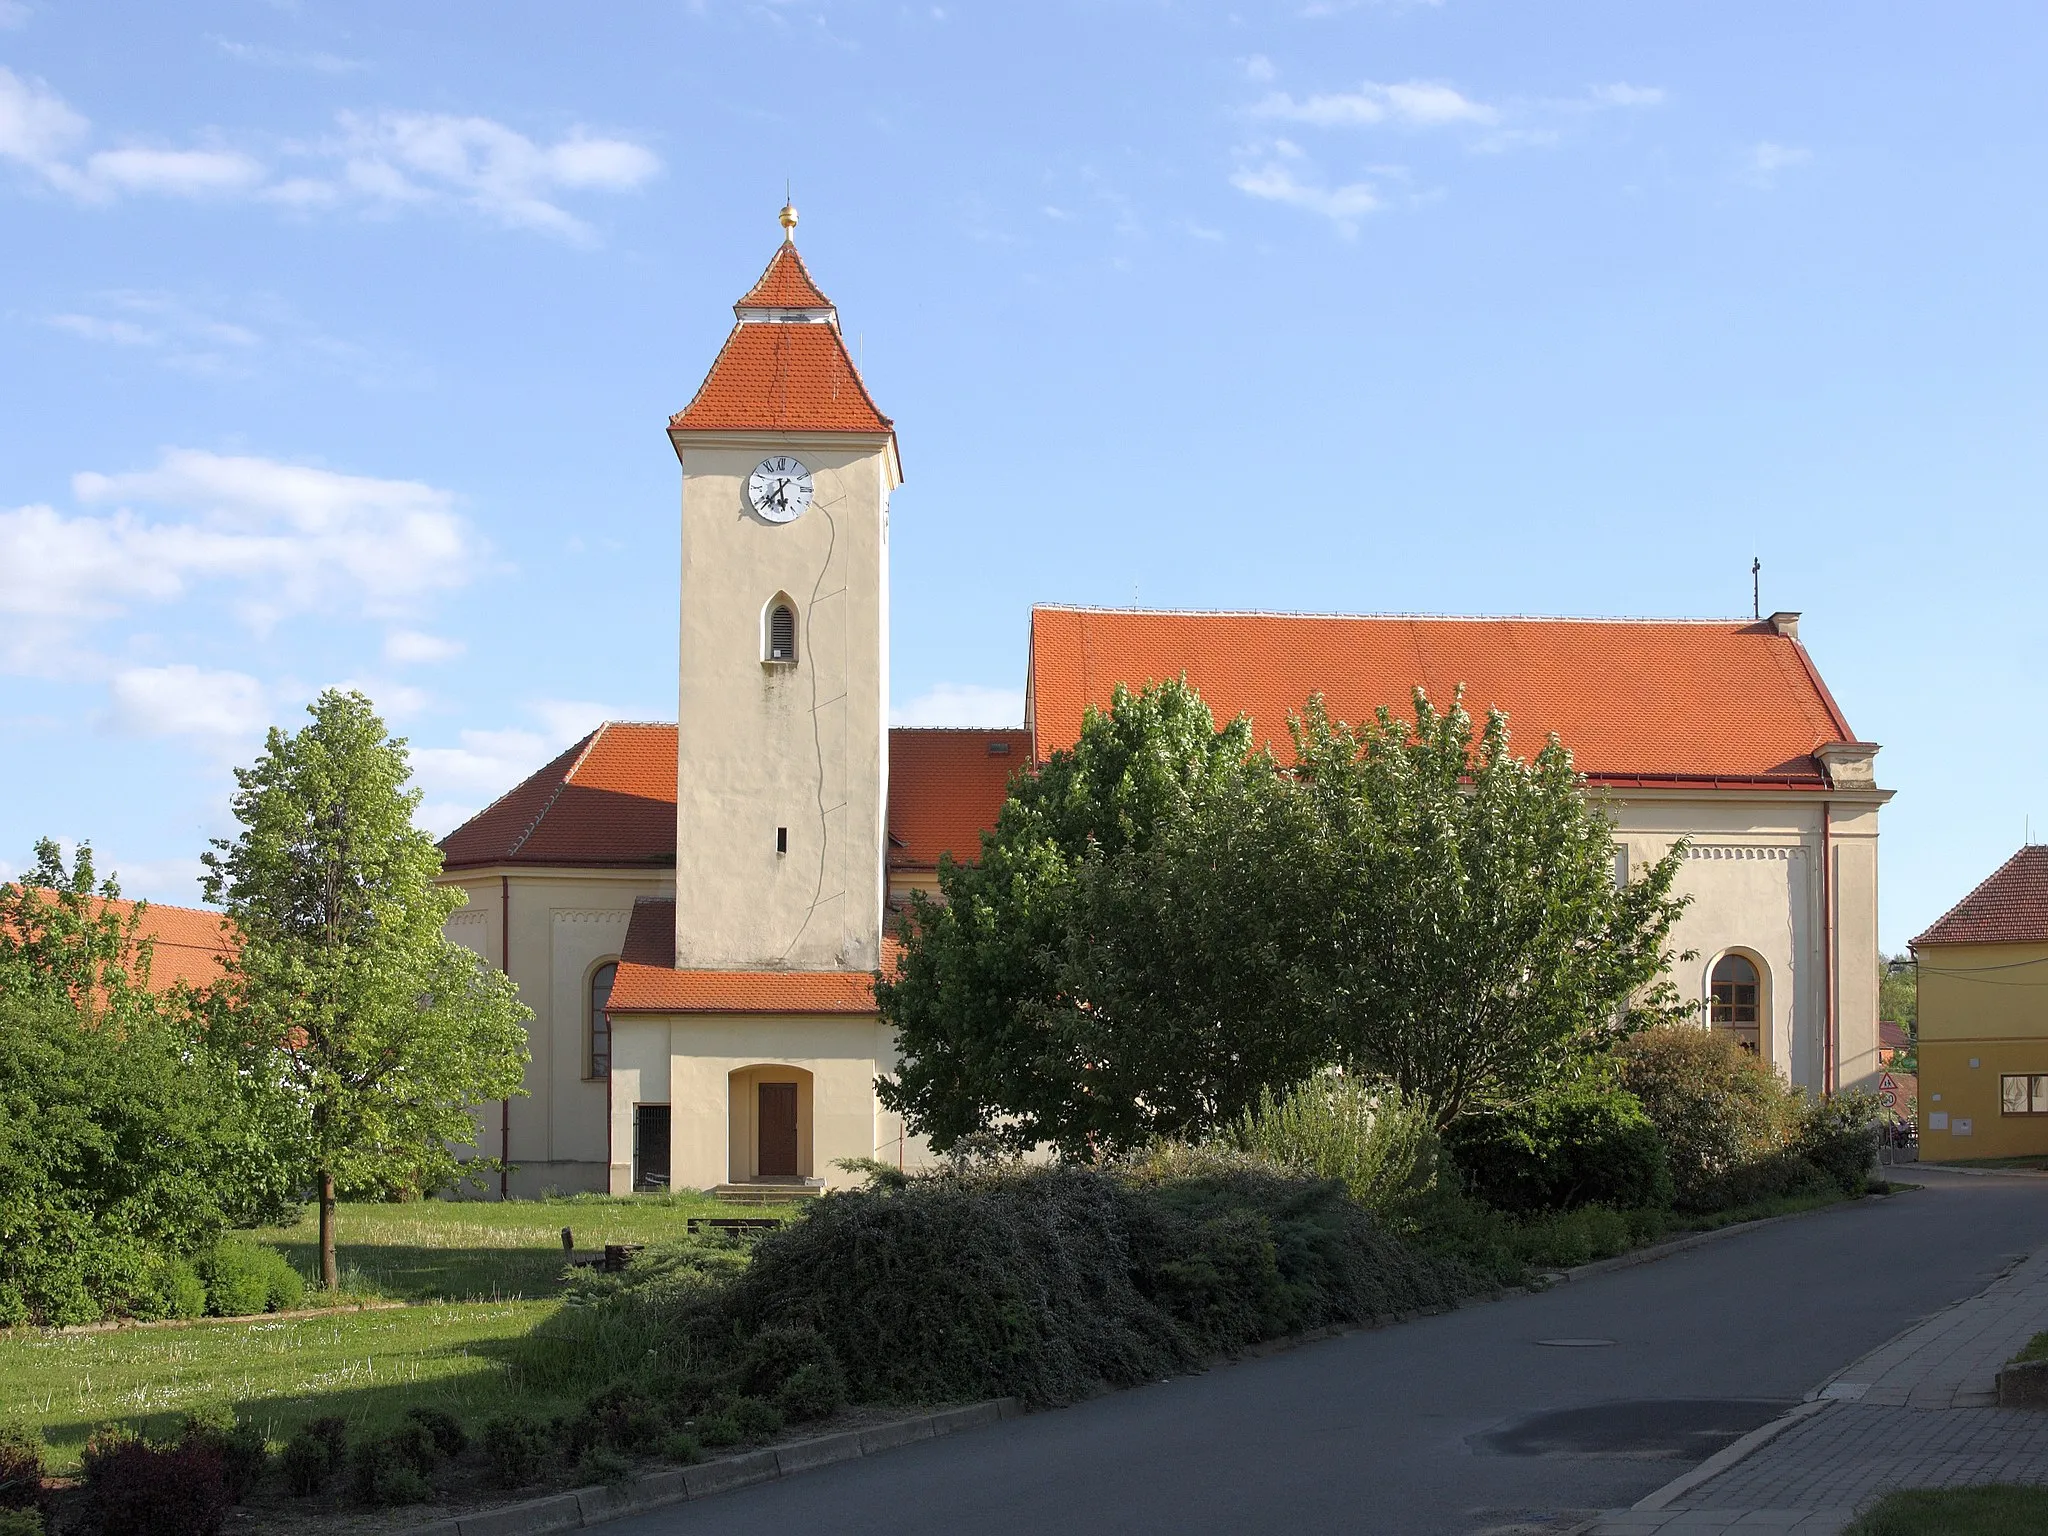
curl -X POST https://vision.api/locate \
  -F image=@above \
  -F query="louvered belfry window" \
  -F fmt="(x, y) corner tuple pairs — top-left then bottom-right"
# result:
(769, 603), (797, 662)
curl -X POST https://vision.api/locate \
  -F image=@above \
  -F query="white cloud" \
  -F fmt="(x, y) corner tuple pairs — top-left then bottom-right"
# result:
(891, 683), (1026, 728)
(46, 312), (156, 346)
(0, 450), (477, 662)
(0, 67), (659, 238)
(384, 629), (466, 665)
(1251, 80), (1498, 130)
(1590, 83), (1666, 108)
(1745, 141), (1811, 185)
(326, 112), (662, 239)
(1229, 144), (1383, 235)
(108, 664), (269, 740)
(1243, 54), (1277, 84)
(214, 38), (364, 74)
(410, 698), (646, 833)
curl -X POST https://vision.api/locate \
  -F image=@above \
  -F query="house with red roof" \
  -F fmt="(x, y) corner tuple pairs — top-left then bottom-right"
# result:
(438, 207), (1893, 1198)
(1911, 846), (2048, 1160)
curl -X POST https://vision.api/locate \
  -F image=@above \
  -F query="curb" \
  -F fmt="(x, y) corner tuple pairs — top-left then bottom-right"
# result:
(411, 1398), (1022, 1536)
(1629, 1398), (1831, 1512)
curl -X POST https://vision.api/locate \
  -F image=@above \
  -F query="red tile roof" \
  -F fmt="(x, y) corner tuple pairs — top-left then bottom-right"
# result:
(668, 321), (892, 436)
(605, 896), (890, 1013)
(441, 725), (1013, 874)
(1913, 846), (2048, 947)
(439, 723), (678, 871)
(735, 243), (834, 311)
(2, 889), (234, 992)
(887, 729), (1031, 870)
(1880, 1020), (1910, 1052)
(1028, 607), (1857, 788)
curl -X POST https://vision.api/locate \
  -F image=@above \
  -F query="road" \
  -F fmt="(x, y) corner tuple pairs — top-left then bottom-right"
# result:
(612, 1169), (2048, 1535)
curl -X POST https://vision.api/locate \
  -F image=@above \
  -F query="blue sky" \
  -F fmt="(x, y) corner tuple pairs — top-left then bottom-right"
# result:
(2, 1), (2044, 950)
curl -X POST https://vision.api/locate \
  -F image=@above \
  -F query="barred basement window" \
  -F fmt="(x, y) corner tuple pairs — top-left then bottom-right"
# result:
(768, 603), (797, 663)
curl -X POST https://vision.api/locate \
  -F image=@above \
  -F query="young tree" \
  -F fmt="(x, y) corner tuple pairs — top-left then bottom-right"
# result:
(879, 680), (1327, 1155)
(0, 839), (160, 1024)
(1291, 689), (1693, 1124)
(202, 690), (530, 1289)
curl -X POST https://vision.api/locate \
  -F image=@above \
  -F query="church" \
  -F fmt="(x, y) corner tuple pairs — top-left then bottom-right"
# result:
(437, 207), (1893, 1199)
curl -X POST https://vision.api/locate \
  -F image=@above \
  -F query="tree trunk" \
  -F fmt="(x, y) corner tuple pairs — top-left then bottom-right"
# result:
(319, 1169), (338, 1290)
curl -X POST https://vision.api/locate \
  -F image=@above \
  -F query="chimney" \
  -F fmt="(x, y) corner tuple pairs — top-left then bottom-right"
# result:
(1766, 611), (1800, 639)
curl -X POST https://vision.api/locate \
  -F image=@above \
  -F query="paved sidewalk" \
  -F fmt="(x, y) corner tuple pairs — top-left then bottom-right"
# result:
(1583, 1234), (2048, 1534)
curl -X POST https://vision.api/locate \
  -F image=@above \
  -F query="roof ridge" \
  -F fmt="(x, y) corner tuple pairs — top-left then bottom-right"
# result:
(1032, 604), (1780, 626)
(502, 730), (600, 860)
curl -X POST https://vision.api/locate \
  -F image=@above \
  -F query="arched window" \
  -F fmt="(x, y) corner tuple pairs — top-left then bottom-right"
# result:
(767, 603), (797, 663)
(1710, 953), (1761, 1053)
(588, 961), (617, 1079)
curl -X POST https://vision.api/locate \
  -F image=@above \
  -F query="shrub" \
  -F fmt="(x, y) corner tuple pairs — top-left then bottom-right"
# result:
(159, 1263), (207, 1321)
(1445, 1085), (1673, 1214)
(1230, 1076), (1440, 1213)
(480, 1413), (549, 1489)
(576, 1446), (633, 1486)
(79, 1426), (232, 1536)
(567, 1382), (665, 1456)
(730, 1397), (784, 1441)
(661, 1431), (703, 1464)
(350, 1427), (435, 1505)
(177, 1406), (265, 1502)
(739, 1326), (847, 1422)
(0, 1424), (45, 1514)
(0, 1509), (41, 1535)
(195, 1240), (303, 1317)
(280, 1418), (349, 1498)
(1796, 1091), (1881, 1195)
(694, 1410), (742, 1448)
(1616, 1026), (1801, 1211)
(1512, 1206), (1636, 1270)
(403, 1407), (468, 1459)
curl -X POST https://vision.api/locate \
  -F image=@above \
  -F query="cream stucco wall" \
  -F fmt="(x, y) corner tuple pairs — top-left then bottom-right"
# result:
(441, 867), (671, 1196)
(671, 431), (896, 973)
(1607, 786), (1886, 1094)
(605, 1013), (929, 1193)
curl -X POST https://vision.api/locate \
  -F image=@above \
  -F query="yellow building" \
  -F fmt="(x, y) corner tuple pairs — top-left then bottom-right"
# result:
(1912, 846), (2048, 1161)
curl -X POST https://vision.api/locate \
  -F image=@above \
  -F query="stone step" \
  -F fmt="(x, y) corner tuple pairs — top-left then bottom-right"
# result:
(709, 1182), (825, 1205)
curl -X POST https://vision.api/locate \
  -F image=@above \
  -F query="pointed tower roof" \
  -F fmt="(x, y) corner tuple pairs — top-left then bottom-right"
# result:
(669, 204), (893, 441)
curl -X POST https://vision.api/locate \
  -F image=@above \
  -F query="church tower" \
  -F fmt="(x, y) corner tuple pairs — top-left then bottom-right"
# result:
(666, 207), (898, 972)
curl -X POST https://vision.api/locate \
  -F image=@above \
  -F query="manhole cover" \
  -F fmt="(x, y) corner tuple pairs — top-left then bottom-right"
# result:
(1477, 1399), (1791, 1461)
(1535, 1338), (1616, 1348)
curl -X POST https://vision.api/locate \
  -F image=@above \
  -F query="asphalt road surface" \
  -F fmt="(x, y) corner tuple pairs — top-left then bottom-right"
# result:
(611, 1168), (2048, 1535)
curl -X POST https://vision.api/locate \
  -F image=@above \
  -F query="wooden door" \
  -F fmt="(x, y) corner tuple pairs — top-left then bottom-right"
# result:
(758, 1082), (799, 1177)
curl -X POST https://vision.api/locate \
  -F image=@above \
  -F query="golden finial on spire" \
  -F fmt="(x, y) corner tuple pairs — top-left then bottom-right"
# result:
(779, 198), (798, 243)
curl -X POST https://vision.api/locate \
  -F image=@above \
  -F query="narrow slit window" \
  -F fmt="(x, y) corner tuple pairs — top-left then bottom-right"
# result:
(588, 961), (617, 1080)
(768, 603), (797, 662)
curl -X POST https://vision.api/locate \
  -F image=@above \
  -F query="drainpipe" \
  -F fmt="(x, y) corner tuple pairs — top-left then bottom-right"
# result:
(500, 875), (511, 1199)
(1820, 805), (1834, 1096)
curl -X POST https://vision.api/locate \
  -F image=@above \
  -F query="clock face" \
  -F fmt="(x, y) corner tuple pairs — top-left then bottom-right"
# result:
(748, 456), (814, 523)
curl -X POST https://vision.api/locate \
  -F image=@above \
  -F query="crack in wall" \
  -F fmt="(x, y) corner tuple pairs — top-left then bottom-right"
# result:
(782, 498), (847, 963)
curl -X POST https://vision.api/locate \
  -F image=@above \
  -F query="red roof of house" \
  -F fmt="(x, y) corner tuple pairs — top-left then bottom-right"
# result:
(1913, 846), (2048, 947)
(1027, 607), (1857, 788)
(887, 729), (1031, 870)
(441, 725), (1013, 873)
(439, 723), (679, 871)
(1880, 1020), (1911, 1052)
(605, 896), (889, 1013)
(735, 243), (834, 311)
(2, 889), (235, 992)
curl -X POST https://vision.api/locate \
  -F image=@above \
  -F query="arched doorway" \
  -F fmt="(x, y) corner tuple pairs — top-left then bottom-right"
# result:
(727, 1065), (814, 1184)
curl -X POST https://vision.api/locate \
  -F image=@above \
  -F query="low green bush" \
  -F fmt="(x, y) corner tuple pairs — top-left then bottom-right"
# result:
(565, 1382), (665, 1456)
(730, 1397), (784, 1441)
(739, 1325), (847, 1422)
(1229, 1076), (1440, 1213)
(0, 1507), (42, 1535)
(1617, 1026), (1802, 1211)
(176, 1406), (265, 1502)
(1511, 1206), (1636, 1269)
(1444, 1085), (1673, 1214)
(158, 1263), (207, 1321)
(480, 1413), (549, 1489)
(350, 1425), (435, 1506)
(1796, 1090), (1882, 1194)
(693, 1410), (742, 1448)
(195, 1240), (303, 1317)
(280, 1418), (347, 1497)
(402, 1407), (467, 1459)
(660, 1431), (703, 1465)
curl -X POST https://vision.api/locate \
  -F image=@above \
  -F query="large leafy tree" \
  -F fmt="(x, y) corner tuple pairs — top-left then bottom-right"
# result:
(202, 689), (530, 1288)
(1292, 689), (1693, 1124)
(878, 680), (1329, 1156)
(880, 679), (1695, 1155)
(0, 843), (267, 1323)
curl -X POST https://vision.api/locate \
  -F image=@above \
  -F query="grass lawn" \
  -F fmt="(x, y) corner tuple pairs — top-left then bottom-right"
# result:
(1847, 1485), (2048, 1533)
(250, 1190), (780, 1302)
(1928, 1155), (2048, 1172)
(0, 1300), (566, 1472)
